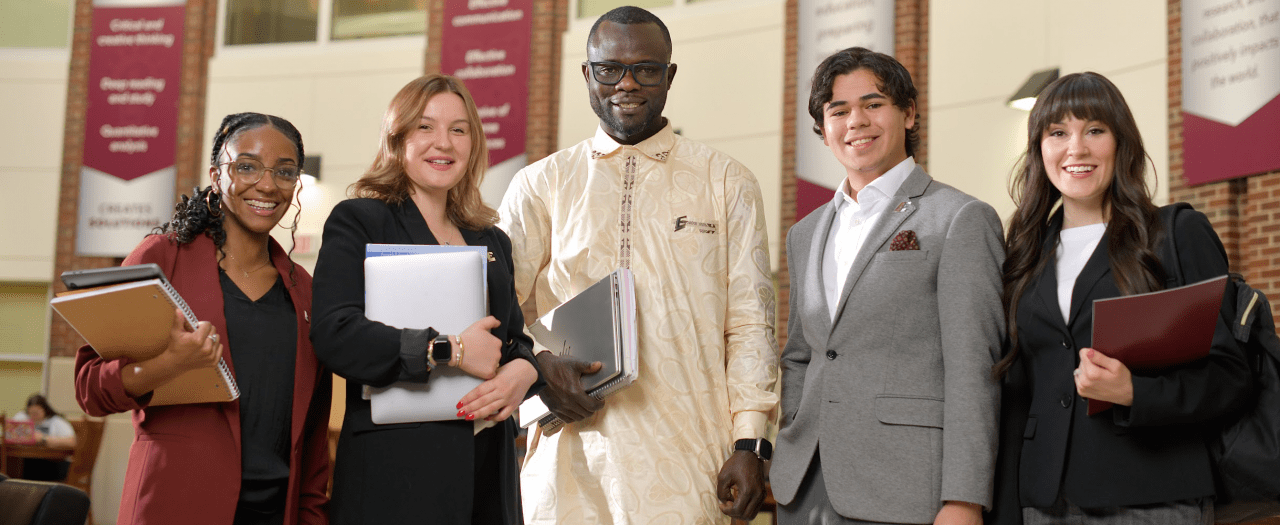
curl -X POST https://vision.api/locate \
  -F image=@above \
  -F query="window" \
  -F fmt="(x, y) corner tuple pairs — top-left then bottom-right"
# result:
(578, 0), (673, 19)
(332, 0), (426, 41)
(0, 0), (72, 48)
(224, 0), (319, 46)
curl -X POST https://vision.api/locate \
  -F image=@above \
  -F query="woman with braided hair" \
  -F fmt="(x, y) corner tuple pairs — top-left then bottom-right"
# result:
(75, 112), (331, 525)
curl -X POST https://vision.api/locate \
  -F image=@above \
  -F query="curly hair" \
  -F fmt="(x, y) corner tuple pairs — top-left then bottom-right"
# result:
(154, 112), (306, 283)
(994, 72), (1164, 378)
(350, 74), (497, 230)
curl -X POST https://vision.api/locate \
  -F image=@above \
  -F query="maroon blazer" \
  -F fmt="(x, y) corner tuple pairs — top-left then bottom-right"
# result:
(74, 233), (331, 525)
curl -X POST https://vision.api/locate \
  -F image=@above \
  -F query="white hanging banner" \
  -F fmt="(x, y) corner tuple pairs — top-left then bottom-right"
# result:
(794, 0), (895, 219)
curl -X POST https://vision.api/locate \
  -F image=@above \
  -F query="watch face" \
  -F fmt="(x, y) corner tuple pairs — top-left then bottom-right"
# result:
(433, 335), (452, 362)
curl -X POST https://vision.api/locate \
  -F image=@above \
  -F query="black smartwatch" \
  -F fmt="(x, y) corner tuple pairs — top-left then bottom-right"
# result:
(733, 438), (773, 461)
(430, 334), (452, 367)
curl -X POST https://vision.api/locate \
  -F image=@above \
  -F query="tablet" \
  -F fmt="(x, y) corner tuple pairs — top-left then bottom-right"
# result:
(61, 263), (165, 290)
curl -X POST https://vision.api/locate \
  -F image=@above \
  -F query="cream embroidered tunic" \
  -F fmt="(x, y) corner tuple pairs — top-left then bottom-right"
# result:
(499, 123), (779, 524)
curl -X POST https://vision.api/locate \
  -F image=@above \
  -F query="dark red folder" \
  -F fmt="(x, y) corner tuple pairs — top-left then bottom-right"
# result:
(1087, 274), (1228, 415)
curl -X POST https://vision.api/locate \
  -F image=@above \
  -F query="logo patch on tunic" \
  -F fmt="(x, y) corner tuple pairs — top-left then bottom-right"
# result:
(674, 216), (718, 234)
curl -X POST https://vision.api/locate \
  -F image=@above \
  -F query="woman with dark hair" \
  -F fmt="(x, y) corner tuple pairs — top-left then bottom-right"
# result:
(989, 71), (1253, 524)
(74, 112), (331, 525)
(15, 393), (77, 480)
(311, 74), (541, 524)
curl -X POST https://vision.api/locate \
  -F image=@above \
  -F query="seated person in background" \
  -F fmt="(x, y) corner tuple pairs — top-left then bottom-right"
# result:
(13, 393), (77, 481)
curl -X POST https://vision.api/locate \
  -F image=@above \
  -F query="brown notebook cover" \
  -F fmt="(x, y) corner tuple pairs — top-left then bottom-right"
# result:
(51, 279), (239, 406)
(1087, 274), (1228, 415)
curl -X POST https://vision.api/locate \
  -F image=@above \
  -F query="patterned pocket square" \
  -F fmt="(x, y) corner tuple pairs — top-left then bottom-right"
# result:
(890, 230), (920, 251)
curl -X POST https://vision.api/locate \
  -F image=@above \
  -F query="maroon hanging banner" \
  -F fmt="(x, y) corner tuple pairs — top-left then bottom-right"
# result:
(77, 0), (185, 256)
(1181, 0), (1280, 186)
(440, 0), (533, 168)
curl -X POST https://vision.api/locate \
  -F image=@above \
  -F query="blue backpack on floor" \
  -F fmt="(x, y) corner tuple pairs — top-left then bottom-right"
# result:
(1161, 203), (1280, 523)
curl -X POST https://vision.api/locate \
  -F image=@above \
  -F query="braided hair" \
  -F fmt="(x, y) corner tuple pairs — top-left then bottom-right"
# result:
(154, 112), (306, 281)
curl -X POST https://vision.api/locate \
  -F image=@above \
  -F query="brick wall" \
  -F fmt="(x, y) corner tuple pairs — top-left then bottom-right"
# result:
(1168, 0), (1280, 330)
(777, 0), (929, 347)
(425, 0), (567, 165)
(49, 0), (216, 358)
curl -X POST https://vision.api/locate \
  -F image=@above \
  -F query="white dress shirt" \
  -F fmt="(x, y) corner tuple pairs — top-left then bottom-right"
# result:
(822, 157), (916, 320)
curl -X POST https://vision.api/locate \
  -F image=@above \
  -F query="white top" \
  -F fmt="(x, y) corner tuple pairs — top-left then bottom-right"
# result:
(823, 157), (916, 320)
(1055, 223), (1107, 322)
(14, 412), (75, 438)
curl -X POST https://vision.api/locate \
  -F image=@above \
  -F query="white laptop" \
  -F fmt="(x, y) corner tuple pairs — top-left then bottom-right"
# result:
(364, 249), (486, 424)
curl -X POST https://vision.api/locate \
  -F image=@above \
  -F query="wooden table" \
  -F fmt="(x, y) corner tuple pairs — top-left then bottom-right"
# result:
(1, 443), (75, 479)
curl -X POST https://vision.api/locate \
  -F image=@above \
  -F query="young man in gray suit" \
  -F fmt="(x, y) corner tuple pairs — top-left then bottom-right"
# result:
(771, 47), (1004, 525)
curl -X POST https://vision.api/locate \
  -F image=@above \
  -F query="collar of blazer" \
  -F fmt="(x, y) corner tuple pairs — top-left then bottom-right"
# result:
(1031, 209), (1114, 329)
(393, 199), (485, 247)
(809, 166), (932, 329)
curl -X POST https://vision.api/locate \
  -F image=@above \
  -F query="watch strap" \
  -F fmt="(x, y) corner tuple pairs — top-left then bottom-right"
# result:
(733, 438), (772, 460)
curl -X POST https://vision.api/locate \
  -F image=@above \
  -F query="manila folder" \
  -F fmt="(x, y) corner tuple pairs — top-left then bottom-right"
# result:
(51, 279), (238, 405)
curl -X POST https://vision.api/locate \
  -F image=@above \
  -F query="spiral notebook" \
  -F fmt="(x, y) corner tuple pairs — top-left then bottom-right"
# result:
(518, 268), (638, 433)
(51, 267), (239, 405)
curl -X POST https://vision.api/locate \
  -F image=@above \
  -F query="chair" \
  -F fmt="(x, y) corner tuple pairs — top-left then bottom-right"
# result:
(0, 474), (91, 525)
(65, 418), (105, 525)
(1, 412), (8, 475)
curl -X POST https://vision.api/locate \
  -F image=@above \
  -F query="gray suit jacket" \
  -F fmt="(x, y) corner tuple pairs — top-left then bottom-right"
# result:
(771, 166), (1005, 523)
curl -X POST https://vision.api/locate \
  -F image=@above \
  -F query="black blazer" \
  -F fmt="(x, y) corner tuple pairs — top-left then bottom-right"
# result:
(991, 207), (1253, 520)
(310, 198), (540, 525)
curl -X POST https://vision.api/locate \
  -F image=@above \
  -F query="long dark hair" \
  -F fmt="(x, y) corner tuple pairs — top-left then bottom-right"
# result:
(995, 72), (1165, 378)
(25, 393), (60, 420)
(154, 113), (306, 282)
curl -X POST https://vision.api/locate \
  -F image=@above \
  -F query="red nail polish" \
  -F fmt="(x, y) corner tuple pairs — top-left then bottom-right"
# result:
(457, 409), (466, 417)
(456, 401), (463, 409)
(465, 413), (475, 421)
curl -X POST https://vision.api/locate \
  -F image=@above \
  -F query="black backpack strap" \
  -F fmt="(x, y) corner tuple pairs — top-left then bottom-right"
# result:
(1159, 202), (1194, 288)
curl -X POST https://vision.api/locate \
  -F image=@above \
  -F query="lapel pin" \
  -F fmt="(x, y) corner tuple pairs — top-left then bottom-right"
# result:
(894, 200), (914, 213)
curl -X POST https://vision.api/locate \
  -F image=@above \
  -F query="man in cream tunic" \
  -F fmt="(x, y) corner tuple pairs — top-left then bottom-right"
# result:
(499, 7), (778, 525)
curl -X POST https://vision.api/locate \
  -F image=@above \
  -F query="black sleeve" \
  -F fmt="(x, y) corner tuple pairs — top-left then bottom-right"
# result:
(1119, 209), (1254, 427)
(310, 200), (436, 387)
(492, 227), (544, 400)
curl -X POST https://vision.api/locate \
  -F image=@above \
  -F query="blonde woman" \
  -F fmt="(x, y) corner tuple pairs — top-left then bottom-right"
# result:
(311, 74), (541, 524)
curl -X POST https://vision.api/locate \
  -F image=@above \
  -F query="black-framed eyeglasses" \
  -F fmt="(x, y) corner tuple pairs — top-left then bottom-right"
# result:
(584, 61), (671, 86)
(219, 158), (302, 190)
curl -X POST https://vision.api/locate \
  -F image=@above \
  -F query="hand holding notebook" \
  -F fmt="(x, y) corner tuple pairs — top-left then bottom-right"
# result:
(51, 264), (240, 405)
(1086, 274), (1228, 415)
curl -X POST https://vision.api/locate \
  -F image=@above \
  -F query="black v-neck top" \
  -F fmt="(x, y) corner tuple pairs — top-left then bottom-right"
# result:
(220, 270), (296, 511)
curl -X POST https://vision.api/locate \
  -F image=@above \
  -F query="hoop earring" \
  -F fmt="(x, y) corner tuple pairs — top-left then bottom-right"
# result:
(205, 189), (222, 218)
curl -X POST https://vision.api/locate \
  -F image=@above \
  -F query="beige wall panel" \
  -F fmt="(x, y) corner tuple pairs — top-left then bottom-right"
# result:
(928, 0), (1168, 220)
(0, 169), (60, 282)
(927, 102), (1027, 221)
(928, 1), (1049, 108)
(0, 53), (69, 282)
(0, 362), (44, 415)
